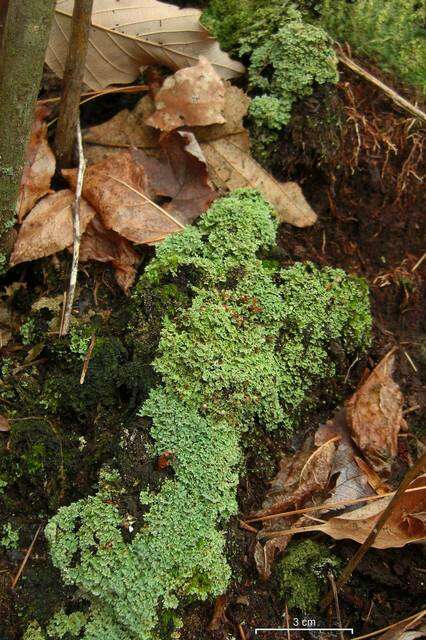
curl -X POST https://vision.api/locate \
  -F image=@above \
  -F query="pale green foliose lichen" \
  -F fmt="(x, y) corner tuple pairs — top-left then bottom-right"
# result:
(38, 189), (370, 639)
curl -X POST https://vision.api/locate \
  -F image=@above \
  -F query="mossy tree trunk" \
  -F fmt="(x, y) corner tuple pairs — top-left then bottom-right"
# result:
(0, 0), (55, 255)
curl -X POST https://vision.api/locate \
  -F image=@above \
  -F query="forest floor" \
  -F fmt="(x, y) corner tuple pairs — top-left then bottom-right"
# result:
(0, 60), (425, 640)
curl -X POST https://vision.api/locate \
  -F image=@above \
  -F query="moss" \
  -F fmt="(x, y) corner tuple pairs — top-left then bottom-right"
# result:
(277, 540), (341, 611)
(0, 521), (20, 550)
(40, 189), (371, 639)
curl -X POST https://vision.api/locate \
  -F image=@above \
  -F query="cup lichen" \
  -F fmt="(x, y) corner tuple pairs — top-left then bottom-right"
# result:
(32, 189), (371, 639)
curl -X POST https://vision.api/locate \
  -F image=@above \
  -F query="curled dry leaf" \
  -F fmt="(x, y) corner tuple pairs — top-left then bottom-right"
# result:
(315, 409), (378, 506)
(17, 106), (56, 222)
(347, 353), (407, 475)
(66, 136), (216, 245)
(146, 57), (226, 132)
(47, 0), (244, 91)
(194, 84), (251, 143)
(0, 414), (11, 432)
(263, 473), (426, 549)
(63, 151), (181, 245)
(133, 130), (217, 224)
(252, 438), (337, 579)
(200, 136), (317, 227)
(10, 190), (96, 266)
(79, 216), (141, 293)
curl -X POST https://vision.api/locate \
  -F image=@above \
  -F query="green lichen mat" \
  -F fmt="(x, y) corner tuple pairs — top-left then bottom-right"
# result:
(29, 190), (371, 639)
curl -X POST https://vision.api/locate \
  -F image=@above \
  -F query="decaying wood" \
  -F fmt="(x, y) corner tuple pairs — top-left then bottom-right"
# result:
(54, 0), (94, 167)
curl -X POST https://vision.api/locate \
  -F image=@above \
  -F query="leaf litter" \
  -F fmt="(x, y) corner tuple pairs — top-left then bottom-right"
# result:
(11, 53), (317, 290)
(251, 352), (425, 579)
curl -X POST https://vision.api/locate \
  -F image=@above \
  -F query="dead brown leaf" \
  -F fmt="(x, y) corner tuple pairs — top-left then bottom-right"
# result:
(252, 438), (337, 579)
(47, 0), (245, 90)
(66, 136), (216, 245)
(17, 106), (56, 222)
(79, 216), (141, 293)
(146, 57), (226, 132)
(200, 136), (317, 227)
(133, 131), (217, 223)
(265, 473), (426, 549)
(378, 611), (426, 640)
(194, 84), (250, 142)
(63, 151), (182, 245)
(0, 414), (10, 432)
(84, 95), (158, 153)
(0, 301), (12, 348)
(10, 190), (96, 266)
(347, 352), (407, 475)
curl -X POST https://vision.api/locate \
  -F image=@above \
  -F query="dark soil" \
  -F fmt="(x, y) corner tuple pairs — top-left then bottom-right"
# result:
(0, 62), (425, 640)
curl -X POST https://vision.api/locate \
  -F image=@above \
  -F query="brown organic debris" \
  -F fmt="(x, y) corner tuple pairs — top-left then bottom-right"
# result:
(347, 352), (407, 475)
(146, 57), (226, 132)
(17, 106), (56, 222)
(10, 190), (96, 266)
(0, 414), (11, 432)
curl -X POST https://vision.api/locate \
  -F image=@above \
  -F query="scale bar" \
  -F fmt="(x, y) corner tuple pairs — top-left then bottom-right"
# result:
(255, 629), (354, 634)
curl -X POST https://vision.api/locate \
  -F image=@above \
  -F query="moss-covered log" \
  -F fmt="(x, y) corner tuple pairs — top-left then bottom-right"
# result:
(0, 0), (55, 252)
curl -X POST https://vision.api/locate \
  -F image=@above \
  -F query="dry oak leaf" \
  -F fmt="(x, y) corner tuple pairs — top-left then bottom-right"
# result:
(10, 190), (96, 266)
(346, 352), (407, 476)
(17, 106), (56, 222)
(47, 0), (245, 91)
(65, 138), (214, 245)
(200, 136), (317, 227)
(194, 84), (251, 143)
(79, 216), (141, 293)
(146, 57), (226, 132)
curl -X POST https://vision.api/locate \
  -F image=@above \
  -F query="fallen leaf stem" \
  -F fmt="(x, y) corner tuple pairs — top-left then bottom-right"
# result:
(352, 609), (425, 640)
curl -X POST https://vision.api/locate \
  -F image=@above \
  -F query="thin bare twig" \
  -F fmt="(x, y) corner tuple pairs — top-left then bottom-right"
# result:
(320, 452), (426, 610)
(60, 123), (85, 336)
(328, 571), (345, 640)
(336, 49), (426, 124)
(80, 334), (96, 384)
(11, 524), (42, 588)
(245, 484), (426, 525)
(353, 609), (425, 640)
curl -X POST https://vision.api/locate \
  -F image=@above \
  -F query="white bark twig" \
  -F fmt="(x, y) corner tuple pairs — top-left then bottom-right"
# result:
(61, 122), (85, 336)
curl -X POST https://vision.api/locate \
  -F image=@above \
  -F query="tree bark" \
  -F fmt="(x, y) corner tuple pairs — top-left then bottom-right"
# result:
(54, 0), (94, 168)
(0, 0), (55, 252)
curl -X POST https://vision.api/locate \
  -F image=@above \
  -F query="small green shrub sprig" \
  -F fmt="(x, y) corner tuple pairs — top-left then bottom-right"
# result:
(39, 189), (370, 639)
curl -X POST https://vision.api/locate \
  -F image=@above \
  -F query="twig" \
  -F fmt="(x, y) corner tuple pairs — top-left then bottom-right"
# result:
(238, 623), (247, 640)
(353, 609), (425, 640)
(404, 350), (418, 373)
(38, 83), (148, 106)
(54, 0), (94, 166)
(328, 571), (345, 640)
(336, 49), (426, 124)
(285, 603), (291, 640)
(412, 252), (426, 272)
(60, 123), (85, 336)
(245, 484), (426, 524)
(80, 334), (96, 384)
(320, 452), (426, 610)
(11, 524), (42, 588)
